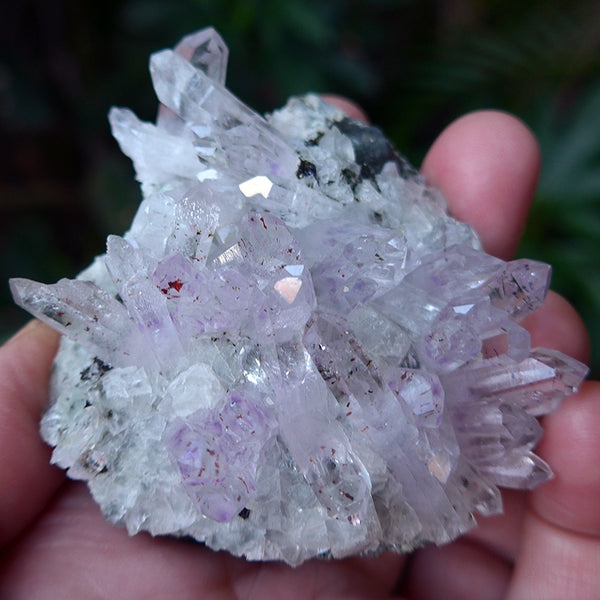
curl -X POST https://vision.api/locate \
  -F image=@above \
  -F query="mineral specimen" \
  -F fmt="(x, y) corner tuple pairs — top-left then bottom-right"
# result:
(10, 28), (588, 567)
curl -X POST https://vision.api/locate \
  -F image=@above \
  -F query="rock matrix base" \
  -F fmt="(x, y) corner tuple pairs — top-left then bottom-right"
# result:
(11, 28), (587, 566)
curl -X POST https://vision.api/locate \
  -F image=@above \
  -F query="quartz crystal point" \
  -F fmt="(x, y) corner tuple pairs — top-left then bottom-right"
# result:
(10, 28), (588, 567)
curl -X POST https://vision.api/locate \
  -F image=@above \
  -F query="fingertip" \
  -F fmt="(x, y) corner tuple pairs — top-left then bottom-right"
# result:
(522, 291), (591, 366)
(6, 318), (59, 348)
(422, 110), (541, 260)
(507, 382), (600, 598)
(0, 321), (63, 545)
(532, 381), (600, 536)
(403, 540), (511, 600)
(320, 94), (370, 123)
(2, 320), (60, 419)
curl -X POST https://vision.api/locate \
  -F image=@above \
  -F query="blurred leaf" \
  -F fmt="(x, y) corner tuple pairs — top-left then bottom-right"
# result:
(535, 84), (600, 205)
(518, 83), (600, 376)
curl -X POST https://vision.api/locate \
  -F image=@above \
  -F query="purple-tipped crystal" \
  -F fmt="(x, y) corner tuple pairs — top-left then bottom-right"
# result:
(10, 27), (588, 566)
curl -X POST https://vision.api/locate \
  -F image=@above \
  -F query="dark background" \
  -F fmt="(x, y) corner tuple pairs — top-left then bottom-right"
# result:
(2, 0), (599, 375)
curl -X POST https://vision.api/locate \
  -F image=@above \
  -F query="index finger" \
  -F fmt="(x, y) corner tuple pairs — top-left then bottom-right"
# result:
(422, 110), (541, 260)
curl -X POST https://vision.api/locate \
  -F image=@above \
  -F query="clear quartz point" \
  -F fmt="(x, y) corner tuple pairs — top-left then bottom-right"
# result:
(9, 28), (589, 567)
(174, 27), (229, 85)
(149, 49), (299, 183)
(10, 277), (145, 368)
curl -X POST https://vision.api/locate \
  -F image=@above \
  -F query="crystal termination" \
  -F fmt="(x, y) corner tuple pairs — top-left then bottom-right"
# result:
(10, 28), (588, 566)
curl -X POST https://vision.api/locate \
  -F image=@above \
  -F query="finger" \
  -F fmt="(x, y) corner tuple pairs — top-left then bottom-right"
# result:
(522, 290), (591, 365)
(1, 481), (406, 600)
(422, 110), (541, 260)
(0, 482), (223, 599)
(402, 539), (511, 600)
(321, 95), (369, 122)
(467, 489), (526, 563)
(532, 381), (600, 535)
(0, 320), (64, 545)
(508, 511), (600, 600)
(505, 382), (600, 599)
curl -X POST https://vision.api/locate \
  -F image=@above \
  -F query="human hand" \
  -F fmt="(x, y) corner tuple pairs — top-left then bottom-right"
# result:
(1, 104), (598, 599)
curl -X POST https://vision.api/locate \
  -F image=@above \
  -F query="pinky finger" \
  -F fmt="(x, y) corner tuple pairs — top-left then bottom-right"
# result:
(507, 382), (600, 599)
(521, 290), (590, 366)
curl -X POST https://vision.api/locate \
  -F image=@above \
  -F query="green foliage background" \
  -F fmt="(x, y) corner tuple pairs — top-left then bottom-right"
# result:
(1, 0), (599, 375)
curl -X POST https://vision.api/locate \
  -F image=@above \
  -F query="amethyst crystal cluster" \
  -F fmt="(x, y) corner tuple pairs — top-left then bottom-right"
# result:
(10, 28), (587, 566)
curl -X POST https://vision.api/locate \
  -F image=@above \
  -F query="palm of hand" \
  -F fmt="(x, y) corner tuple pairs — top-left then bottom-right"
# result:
(1, 109), (598, 600)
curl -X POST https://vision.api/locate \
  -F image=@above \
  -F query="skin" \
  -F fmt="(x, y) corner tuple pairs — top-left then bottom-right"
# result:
(0, 102), (598, 599)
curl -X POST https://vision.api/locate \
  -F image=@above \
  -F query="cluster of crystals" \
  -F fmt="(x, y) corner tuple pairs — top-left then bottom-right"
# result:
(10, 28), (587, 566)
